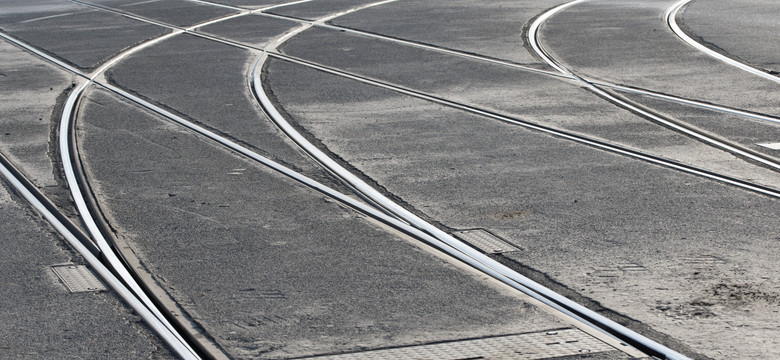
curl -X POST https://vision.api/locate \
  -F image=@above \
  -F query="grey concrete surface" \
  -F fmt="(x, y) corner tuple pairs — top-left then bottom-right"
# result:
(277, 26), (780, 191)
(89, 0), (238, 28)
(0, 177), (175, 359)
(265, 59), (780, 359)
(331, 0), (560, 66)
(682, 0), (780, 75)
(0, 1), (168, 71)
(542, 0), (780, 118)
(76, 87), (585, 359)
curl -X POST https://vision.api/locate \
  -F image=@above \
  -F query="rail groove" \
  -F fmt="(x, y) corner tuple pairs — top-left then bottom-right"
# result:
(666, 0), (780, 85)
(528, 0), (780, 172)
(5, 1), (770, 358)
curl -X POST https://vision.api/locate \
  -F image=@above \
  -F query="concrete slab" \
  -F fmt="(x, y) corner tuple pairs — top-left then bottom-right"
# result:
(0, 40), (71, 190)
(75, 87), (590, 359)
(0, 0), (84, 24)
(265, 58), (780, 359)
(0, 176), (175, 359)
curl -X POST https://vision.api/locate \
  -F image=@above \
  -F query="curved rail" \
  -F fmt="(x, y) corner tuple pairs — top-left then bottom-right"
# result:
(248, 4), (696, 360)
(59, 39), (201, 360)
(0, 151), (195, 358)
(666, 0), (780, 85)
(3, 1), (640, 357)
(528, 1), (780, 175)
(3, 2), (765, 358)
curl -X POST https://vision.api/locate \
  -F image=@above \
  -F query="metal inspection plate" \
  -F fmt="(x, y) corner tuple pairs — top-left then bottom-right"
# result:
(453, 229), (520, 254)
(307, 328), (619, 359)
(51, 264), (106, 293)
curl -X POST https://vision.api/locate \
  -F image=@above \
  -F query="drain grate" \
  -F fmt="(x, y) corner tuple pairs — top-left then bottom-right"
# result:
(453, 229), (520, 254)
(51, 264), (105, 293)
(307, 328), (618, 359)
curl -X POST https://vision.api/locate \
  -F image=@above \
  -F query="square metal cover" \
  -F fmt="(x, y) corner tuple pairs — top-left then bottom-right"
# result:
(51, 264), (106, 293)
(453, 229), (520, 254)
(306, 328), (620, 359)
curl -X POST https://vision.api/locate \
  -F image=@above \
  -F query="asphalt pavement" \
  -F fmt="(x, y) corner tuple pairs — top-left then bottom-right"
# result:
(1, 0), (779, 359)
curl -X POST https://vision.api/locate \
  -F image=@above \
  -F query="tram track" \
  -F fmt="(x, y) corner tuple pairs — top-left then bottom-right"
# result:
(3, 1), (769, 358)
(2, 19), (645, 360)
(0, 25), (205, 360)
(2, 3), (653, 358)
(75, 0), (780, 130)
(666, 0), (780, 85)
(0, 3), (773, 355)
(217, 0), (780, 127)
(528, 0), (780, 173)
(0, 144), (198, 359)
(42, 0), (780, 198)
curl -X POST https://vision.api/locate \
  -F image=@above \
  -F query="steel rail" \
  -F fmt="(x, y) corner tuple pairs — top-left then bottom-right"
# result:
(594, 81), (780, 126)
(1, 10), (622, 351)
(267, 51), (780, 198)
(666, 0), (780, 85)
(248, 4), (700, 360)
(0, 154), (196, 359)
(1, 3), (762, 357)
(111, 0), (780, 129)
(4, 2), (641, 356)
(168, 0), (780, 134)
(252, 45), (699, 360)
(529, 1), (780, 173)
(56, 0), (780, 200)
(245, 4), (780, 128)
(59, 39), (201, 360)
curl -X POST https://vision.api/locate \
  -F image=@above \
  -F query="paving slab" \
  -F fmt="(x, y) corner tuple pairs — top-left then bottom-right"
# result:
(74, 87), (607, 359)
(265, 58), (780, 359)
(681, 0), (780, 75)
(277, 26), (780, 191)
(0, 176), (175, 359)
(541, 0), (780, 118)
(331, 0), (561, 67)
(0, 1), (169, 71)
